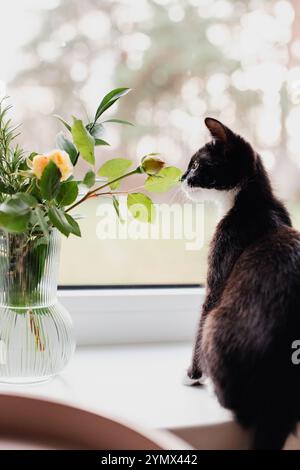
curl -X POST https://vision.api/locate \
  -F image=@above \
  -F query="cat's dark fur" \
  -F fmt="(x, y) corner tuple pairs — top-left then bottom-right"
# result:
(182, 118), (300, 450)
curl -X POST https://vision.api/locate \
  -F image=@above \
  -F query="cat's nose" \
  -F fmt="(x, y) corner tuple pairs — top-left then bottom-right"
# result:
(180, 171), (188, 182)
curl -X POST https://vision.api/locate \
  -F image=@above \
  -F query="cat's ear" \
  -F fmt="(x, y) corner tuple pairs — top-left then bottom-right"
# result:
(204, 118), (232, 143)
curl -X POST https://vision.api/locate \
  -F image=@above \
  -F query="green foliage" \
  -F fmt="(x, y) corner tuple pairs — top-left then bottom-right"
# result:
(71, 118), (95, 165)
(112, 195), (124, 223)
(144, 166), (182, 193)
(0, 211), (29, 233)
(56, 181), (78, 206)
(17, 193), (38, 207)
(53, 115), (71, 131)
(0, 181), (15, 194)
(56, 131), (78, 164)
(98, 158), (133, 189)
(0, 90), (182, 239)
(33, 206), (50, 239)
(94, 138), (110, 147)
(48, 207), (80, 237)
(86, 123), (110, 146)
(94, 88), (131, 121)
(127, 193), (156, 223)
(0, 194), (32, 232)
(55, 89), (133, 157)
(82, 170), (95, 188)
(39, 160), (61, 201)
(102, 119), (133, 126)
(86, 122), (105, 138)
(65, 213), (81, 237)
(0, 98), (27, 199)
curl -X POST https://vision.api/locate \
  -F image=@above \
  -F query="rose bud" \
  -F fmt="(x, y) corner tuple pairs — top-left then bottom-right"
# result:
(140, 155), (165, 176)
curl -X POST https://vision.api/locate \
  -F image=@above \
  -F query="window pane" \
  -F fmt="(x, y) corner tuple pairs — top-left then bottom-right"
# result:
(2, 0), (300, 286)
(59, 198), (218, 285)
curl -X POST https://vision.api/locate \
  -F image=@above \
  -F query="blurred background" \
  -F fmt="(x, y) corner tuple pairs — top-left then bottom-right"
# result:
(2, 0), (300, 285)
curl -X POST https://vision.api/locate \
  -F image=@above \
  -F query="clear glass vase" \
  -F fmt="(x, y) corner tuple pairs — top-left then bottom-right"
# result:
(0, 229), (75, 383)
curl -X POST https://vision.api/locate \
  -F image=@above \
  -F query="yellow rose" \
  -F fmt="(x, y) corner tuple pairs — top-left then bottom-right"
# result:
(32, 150), (73, 181)
(32, 154), (50, 179)
(49, 150), (73, 181)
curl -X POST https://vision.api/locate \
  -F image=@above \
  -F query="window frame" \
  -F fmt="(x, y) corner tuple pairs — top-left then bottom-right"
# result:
(58, 285), (205, 346)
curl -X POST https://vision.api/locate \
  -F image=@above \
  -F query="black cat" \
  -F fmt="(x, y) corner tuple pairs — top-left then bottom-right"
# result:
(182, 118), (300, 450)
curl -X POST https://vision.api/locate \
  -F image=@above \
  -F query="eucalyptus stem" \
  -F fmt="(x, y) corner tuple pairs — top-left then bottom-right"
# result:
(66, 168), (140, 213)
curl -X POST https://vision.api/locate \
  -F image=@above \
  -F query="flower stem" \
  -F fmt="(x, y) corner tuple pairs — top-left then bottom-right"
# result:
(66, 168), (140, 213)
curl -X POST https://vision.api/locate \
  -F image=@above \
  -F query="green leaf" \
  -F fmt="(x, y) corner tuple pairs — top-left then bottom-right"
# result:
(5, 194), (34, 214)
(98, 158), (132, 190)
(82, 170), (95, 188)
(112, 195), (124, 223)
(65, 213), (81, 237)
(34, 206), (50, 239)
(56, 181), (79, 206)
(56, 131), (78, 165)
(16, 193), (38, 207)
(94, 88), (131, 121)
(95, 138), (110, 146)
(0, 211), (30, 233)
(71, 118), (95, 165)
(144, 166), (182, 193)
(48, 207), (81, 237)
(102, 119), (134, 126)
(86, 123), (109, 145)
(40, 160), (61, 201)
(48, 207), (70, 237)
(87, 122), (105, 139)
(127, 193), (156, 224)
(0, 196), (31, 233)
(54, 114), (71, 132)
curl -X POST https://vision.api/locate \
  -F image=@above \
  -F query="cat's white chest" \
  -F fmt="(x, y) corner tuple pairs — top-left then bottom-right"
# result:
(182, 183), (238, 216)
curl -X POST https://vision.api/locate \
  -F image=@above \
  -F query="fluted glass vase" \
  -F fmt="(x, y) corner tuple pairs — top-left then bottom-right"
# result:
(0, 229), (75, 383)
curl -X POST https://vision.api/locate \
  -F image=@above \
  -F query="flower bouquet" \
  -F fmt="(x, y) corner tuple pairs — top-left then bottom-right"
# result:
(0, 88), (182, 382)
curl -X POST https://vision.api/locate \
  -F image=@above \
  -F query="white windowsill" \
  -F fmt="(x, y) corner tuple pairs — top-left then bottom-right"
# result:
(0, 343), (236, 448)
(3, 343), (300, 449)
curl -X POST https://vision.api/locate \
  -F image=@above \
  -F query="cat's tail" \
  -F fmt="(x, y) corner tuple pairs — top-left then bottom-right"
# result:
(251, 398), (298, 450)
